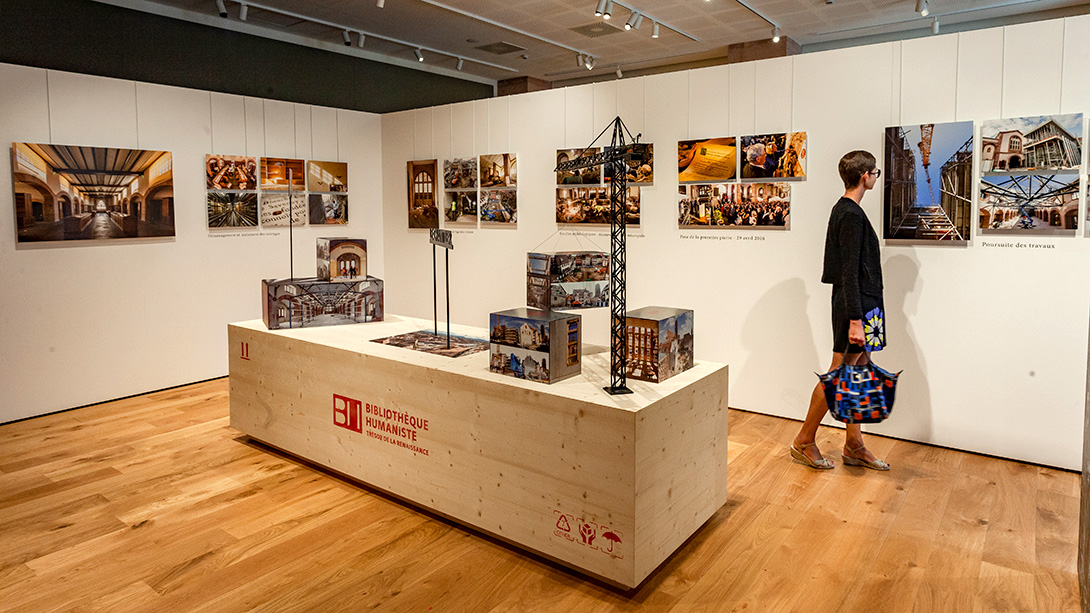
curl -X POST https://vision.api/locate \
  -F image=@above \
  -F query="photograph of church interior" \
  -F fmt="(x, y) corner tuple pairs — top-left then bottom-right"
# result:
(5, 0), (1090, 611)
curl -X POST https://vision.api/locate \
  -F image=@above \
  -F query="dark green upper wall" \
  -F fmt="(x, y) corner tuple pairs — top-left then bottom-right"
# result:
(0, 0), (494, 113)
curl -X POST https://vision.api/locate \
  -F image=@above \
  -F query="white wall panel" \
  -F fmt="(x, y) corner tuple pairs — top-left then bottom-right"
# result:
(244, 97), (265, 156)
(900, 34), (959, 126)
(433, 105), (452, 162)
(956, 28), (1004, 122)
(754, 57), (793, 133)
(890, 42), (902, 127)
(1061, 14), (1090, 113)
(644, 70), (689, 145)
(210, 93), (247, 154)
(729, 62), (756, 137)
(294, 105), (313, 160)
(413, 107), (434, 159)
(310, 106), (340, 161)
(450, 101), (475, 157)
(1003, 20), (1065, 117)
(473, 98), (490, 154)
(688, 65), (729, 139)
(616, 77), (645, 138)
(47, 72), (138, 146)
(488, 95), (510, 153)
(564, 84), (594, 146)
(262, 99), (296, 156)
(592, 80), (618, 132)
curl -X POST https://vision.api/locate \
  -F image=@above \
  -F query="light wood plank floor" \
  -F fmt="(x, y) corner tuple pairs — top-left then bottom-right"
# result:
(0, 378), (1079, 612)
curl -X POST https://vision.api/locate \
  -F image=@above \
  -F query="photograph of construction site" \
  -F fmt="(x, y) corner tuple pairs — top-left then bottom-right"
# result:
(556, 148), (601, 185)
(980, 113), (1083, 174)
(883, 121), (973, 241)
(371, 330), (488, 358)
(444, 157), (478, 190)
(479, 188), (516, 225)
(443, 190), (478, 226)
(555, 186), (640, 225)
(678, 182), (790, 228)
(979, 174), (1079, 234)
(605, 143), (654, 185)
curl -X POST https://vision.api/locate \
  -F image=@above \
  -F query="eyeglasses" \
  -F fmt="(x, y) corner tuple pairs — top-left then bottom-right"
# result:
(868, 168), (882, 177)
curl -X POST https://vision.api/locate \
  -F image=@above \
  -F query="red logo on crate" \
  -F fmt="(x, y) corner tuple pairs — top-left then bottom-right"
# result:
(333, 394), (363, 433)
(240, 341), (250, 361)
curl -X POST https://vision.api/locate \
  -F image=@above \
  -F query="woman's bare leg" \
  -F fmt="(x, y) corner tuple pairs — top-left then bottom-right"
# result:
(792, 352), (846, 463)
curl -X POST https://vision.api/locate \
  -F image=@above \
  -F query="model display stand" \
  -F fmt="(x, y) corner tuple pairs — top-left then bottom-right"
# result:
(625, 307), (694, 383)
(228, 316), (728, 588)
(317, 237), (367, 281)
(526, 251), (609, 310)
(262, 276), (384, 330)
(489, 308), (581, 383)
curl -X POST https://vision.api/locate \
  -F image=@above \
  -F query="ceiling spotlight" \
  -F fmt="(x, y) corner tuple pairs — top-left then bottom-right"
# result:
(216, 0), (227, 18)
(772, 26), (780, 43)
(652, 21), (659, 38)
(577, 52), (585, 67)
(414, 48), (424, 62)
(625, 10), (639, 30)
(357, 32), (365, 47)
(377, 0), (385, 7)
(456, 58), (464, 71)
(916, 0), (929, 17)
(343, 30), (352, 46)
(616, 66), (623, 78)
(603, 0), (613, 19)
(932, 16), (939, 34)
(584, 55), (596, 70)
(633, 13), (644, 30)
(594, 0), (607, 17)
(239, 2), (248, 20)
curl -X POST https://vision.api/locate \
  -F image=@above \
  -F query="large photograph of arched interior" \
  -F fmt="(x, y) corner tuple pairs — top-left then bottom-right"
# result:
(555, 186), (640, 225)
(678, 182), (790, 228)
(260, 192), (307, 227)
(883, 121), (973, 241)
(604, 143), (654, 185)
(207, 191), (258, 228)
(13, 143), (174, 243)
(556, 148), (600, 185)
(979, 174), (1079, 234)
(980, 114), (1083, 174)
(407, 159), (439, 229)
(738, 133), (806, 180)
(678, 137), (736, 183)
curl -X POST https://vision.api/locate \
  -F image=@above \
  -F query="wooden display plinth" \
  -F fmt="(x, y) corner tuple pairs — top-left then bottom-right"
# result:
(228, 316), (728, 589)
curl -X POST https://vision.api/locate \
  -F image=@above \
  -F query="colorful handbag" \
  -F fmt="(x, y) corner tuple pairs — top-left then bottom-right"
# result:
(817, 354), (900, 424)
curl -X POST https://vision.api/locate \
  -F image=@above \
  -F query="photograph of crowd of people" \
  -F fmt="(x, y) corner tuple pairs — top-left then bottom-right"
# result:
(556, 148), (601, 185)
(480, 188), (517, 225)
(207, 191), (257, 228)
(444, 190), (478, 225)
(407, 159), (439, 229)
(372, 330), (488, 358)
(605, 143), (654, 185)
(678, 182), (790, 228)
(678, 138), (736, 183)
(739, 132), (807, 180)
(260, 193), (307, 227)
(206, 155), (257, 190)
(309, 193), (348, 225)
(555, 186), (640, 225)
(979, 174), (1079, 234)
(480, 153), (517, 187)
(260, 157), (306, 192)
(980, 114), (1083, 174)
(444, 157), (478, 189)
(307, 161), (348, 193)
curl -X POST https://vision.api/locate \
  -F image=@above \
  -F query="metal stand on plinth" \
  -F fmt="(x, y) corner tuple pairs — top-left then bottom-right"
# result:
(430, 228), (455, 348)
(554, 116), (640, 395)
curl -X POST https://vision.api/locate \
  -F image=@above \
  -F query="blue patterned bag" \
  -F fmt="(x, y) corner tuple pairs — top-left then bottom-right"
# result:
(817, 356), (900, 424)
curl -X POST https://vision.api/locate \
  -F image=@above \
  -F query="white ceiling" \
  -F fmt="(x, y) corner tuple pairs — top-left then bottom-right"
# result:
(117, 0), (1090, 85)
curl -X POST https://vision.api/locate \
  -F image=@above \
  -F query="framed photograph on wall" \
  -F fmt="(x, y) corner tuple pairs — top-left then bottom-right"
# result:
(883, 121), (973, 241)
(444, 190), (478, 226)
(605, 143), (654, 186)
(206, 154), (258, 190)
(207, 191), (258, 228)
(979, 174), (1078, 235)
(480, 188), (517, 226)
(556, 148), (601, 185)
(556, 186), (640, 225)
(980, 114), (1083, 175)
(678, 138), (736, 183)
(738, 133), (806, 181)
(260, 192), (308, 227)
(12, 142), (175, 243)
(444, 157), (478, 190)
(408, 159), (439, 229)
(678, 182), (790, 228)
(480, 153), (517, 188)
(260, 157), (306, 191)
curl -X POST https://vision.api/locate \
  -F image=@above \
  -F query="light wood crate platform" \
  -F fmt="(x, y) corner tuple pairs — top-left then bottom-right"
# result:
(228, 316), (728, 588)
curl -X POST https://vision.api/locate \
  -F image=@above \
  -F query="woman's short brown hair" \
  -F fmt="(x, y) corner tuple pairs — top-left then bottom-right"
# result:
(838, 150), (876, 189)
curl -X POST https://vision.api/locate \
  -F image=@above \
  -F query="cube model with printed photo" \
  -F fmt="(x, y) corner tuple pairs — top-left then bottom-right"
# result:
(262, 276), (383, 330)
(625, 307), (694, 383)
(489, 308), (581, 384)
(526, 251), (609, 310)
(317, 238), (367, 281)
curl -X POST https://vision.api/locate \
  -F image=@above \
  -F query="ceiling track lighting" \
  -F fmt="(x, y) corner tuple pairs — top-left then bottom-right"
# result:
(342, 29), (352, 45)
(577, 52), (585, 67)
(357, 32), (365, 47)
(238, 2), (248, 20)
(624, 10), (640, 30)
(456, 57), (464, 70)
(414, 48), (424, 62)
(916, 0), (929, 17)
(616, 66), (623, 78)
(931, 16), (939, 34)
(594, 0), (607, 17)
(216, 0), (227, 18)
(603, 0), (613, 19)
(376, 0), (385, 7)
(584, 55), (596, 70)
(652, 21), (659, 38)
(771, 26), (780, 43)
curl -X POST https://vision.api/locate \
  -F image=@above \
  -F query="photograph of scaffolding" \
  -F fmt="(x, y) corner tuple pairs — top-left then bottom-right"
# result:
(979, 174), (1079, 234)
(883, 121), (973, 241)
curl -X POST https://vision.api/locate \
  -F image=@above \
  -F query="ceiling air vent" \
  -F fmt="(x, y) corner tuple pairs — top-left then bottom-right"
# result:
(474, 41), (527, 55)
(570, 22), (624, 38)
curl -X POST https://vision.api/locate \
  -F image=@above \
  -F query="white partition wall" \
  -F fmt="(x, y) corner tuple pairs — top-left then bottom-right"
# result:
(0, 64), (383, 425)
(382, 15), (1090, 470)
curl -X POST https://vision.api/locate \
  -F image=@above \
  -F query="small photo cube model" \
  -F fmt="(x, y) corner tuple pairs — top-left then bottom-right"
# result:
(262, 277), (384, 330)
(489, 308), (581, 384)
(526, 251), (609, 310)
(625, 307), (694, 383)
(317, 238), (367, 282)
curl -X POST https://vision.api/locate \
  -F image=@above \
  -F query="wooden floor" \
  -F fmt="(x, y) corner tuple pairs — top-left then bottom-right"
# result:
(0, 378), (1080, 612)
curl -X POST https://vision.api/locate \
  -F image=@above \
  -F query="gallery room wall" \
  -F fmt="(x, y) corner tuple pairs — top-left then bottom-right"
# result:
(381, 15), (1090, 471)
(0, 62), (383, 424)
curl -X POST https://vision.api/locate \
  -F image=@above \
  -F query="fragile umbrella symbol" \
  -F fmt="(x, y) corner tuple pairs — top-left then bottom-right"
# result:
(601, 531), (621, 553)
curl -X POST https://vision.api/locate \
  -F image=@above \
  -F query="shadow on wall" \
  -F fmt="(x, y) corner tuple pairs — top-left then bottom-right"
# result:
(871, 253), (932, 442)
(737, 278), (820, 416)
